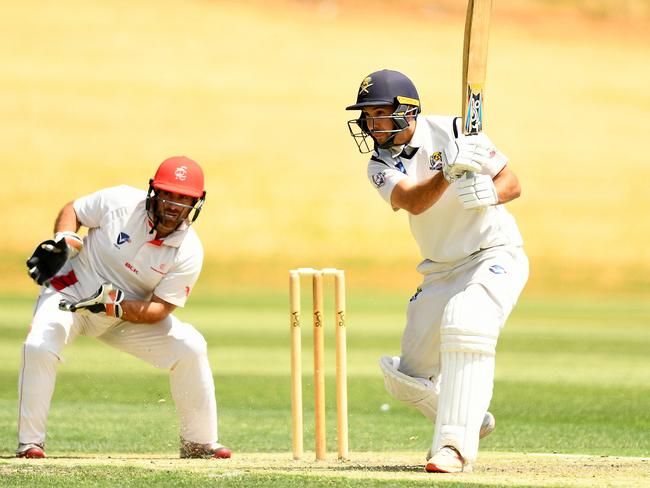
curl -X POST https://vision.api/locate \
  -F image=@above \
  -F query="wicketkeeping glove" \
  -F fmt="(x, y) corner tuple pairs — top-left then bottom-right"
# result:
(58, 283), (124, 318)
(26, 232), (84, 286)
(456, 173), (498, 210)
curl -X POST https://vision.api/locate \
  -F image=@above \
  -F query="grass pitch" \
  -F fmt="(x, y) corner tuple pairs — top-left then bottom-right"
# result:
(0, 291), (649, 486)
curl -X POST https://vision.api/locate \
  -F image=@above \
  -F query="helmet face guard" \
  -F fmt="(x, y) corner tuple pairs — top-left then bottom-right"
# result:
(146, 184), (206, 233)
(347, 104), (419, 153)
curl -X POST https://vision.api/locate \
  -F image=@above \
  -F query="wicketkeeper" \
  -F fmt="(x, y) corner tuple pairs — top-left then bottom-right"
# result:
(17, 156), (231, 460)
(346, 70), (529, 473)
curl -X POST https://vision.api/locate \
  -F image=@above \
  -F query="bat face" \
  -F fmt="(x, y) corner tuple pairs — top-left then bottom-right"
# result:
(462, 0), (492, 136)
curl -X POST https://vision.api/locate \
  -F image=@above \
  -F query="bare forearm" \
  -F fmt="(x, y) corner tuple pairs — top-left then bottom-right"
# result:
(391, 173), (450, 215)
(120, 300), (173, 324)
(492, 166), (521, 204)
(54, 201), (82, 233)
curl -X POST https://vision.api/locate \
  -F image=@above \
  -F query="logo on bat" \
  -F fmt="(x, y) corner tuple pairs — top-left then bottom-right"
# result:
(465, 85), (483, 134)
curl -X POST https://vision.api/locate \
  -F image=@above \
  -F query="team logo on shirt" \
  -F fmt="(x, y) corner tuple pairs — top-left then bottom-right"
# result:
(115, 232), (131, 248)
(174, 165), (188, 181)
(489, 264), (507, 274)
(429, 152), (444, 171)
(372, 171), (386, 188)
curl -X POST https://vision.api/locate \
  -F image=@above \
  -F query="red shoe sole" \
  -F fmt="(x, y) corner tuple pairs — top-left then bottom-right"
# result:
(212, 448), (232, 459)
(21, 449), (45, 459)
(425, 462), (449, 473)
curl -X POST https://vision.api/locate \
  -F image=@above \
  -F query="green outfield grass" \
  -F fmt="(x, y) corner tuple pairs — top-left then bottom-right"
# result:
(1, 291), (648, 486)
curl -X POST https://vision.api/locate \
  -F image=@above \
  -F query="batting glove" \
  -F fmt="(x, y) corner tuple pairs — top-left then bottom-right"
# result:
(456, 173), (498, 210)
(444, 134), (499, 183)
(27, 231), (84, 286)
(59, 283), (124, 318)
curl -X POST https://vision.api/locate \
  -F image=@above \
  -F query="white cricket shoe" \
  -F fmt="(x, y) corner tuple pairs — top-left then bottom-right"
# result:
(425, 445), (468, 473)
(426, 411), (495, 460)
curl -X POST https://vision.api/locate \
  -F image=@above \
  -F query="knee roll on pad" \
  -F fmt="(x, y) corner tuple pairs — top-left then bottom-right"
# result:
(441, 286), (499, 355)
(379, 355), (438, 422)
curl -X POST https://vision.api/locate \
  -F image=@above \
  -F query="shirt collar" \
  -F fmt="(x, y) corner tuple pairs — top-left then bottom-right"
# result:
(161, 222), (190, 248)
(145, 214), (189, 248)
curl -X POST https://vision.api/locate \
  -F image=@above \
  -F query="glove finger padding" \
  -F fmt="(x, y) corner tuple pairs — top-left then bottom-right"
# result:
(59, 283), (124, 318)
(456, 174), (498, 210)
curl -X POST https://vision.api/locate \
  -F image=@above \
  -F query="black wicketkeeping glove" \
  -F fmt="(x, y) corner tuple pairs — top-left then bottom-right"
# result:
(58, 283), (124, 318)
(26, 232), (83, 286)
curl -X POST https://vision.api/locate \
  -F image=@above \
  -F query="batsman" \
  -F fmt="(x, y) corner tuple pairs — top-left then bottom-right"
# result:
(17, 156), (231, 460)
(346, 69), (528, 472)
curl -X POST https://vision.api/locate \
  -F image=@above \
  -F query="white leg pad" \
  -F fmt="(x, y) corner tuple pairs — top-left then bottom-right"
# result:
(432, 285), (500, 465)
(379, 355), (439, 422)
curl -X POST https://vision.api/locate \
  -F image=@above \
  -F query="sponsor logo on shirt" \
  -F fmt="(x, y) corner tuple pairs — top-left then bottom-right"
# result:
(125, 262), (139, 274)
(489, 264), (506, 274)
(115, 232), (131, 248)
(150, 263), (168, 275)
(430, 151), (444, 171)
(372, 171), (386, 188)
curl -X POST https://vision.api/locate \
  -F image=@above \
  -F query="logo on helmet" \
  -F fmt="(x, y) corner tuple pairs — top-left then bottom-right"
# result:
(359, 76), (373, 95)
(174, 166), (188, 181)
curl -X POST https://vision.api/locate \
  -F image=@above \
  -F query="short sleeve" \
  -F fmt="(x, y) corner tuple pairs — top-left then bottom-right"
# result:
(73, 185), (137, 229)
(475, 132), (509, 177)
(367, 160), (408, 205)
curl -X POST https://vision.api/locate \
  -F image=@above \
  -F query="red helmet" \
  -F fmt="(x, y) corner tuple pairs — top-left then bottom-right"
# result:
(151, 156), (205, 198)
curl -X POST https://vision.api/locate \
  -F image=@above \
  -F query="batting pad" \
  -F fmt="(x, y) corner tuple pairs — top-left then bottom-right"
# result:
(379, 355), (439, 422)
(432, 285), (499, 464)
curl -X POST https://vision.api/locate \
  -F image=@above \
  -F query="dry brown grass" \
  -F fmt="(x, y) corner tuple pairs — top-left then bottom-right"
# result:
(2, 0), (648, 294)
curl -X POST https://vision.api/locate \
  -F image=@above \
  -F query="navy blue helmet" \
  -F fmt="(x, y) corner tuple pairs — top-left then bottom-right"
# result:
(346, 70), (421, 153)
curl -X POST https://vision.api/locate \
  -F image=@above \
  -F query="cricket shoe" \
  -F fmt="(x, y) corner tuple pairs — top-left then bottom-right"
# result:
(16, 442), (45, 458)
(425, 411), (495, 460)
(425, 445), (468, 473)
(180, 438), (232, 459)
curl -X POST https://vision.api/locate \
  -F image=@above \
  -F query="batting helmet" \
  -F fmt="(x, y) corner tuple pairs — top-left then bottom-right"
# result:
(151, 156), (205, 198)
(346, 70), (421, 153)
(147, 156), (206, 231)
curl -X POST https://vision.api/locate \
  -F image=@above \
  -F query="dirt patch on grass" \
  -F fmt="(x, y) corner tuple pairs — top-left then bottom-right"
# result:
(2, 451), (649, 487)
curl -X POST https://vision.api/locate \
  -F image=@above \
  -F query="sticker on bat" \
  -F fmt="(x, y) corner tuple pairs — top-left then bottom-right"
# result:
(464, 84), (484, 134)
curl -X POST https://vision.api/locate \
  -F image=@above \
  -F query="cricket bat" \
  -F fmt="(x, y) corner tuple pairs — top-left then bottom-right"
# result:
(462, 0), (492, 137)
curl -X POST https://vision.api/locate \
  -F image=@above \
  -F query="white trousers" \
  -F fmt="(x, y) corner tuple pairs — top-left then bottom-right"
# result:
(398, 245), (529, 462)
(400, 245), (528, 379)
(18, 287), (219, 446)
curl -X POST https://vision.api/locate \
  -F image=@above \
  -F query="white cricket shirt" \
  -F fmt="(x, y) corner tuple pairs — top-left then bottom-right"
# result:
(367, 115), (523, 263)
(54, 185), (204, 306)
